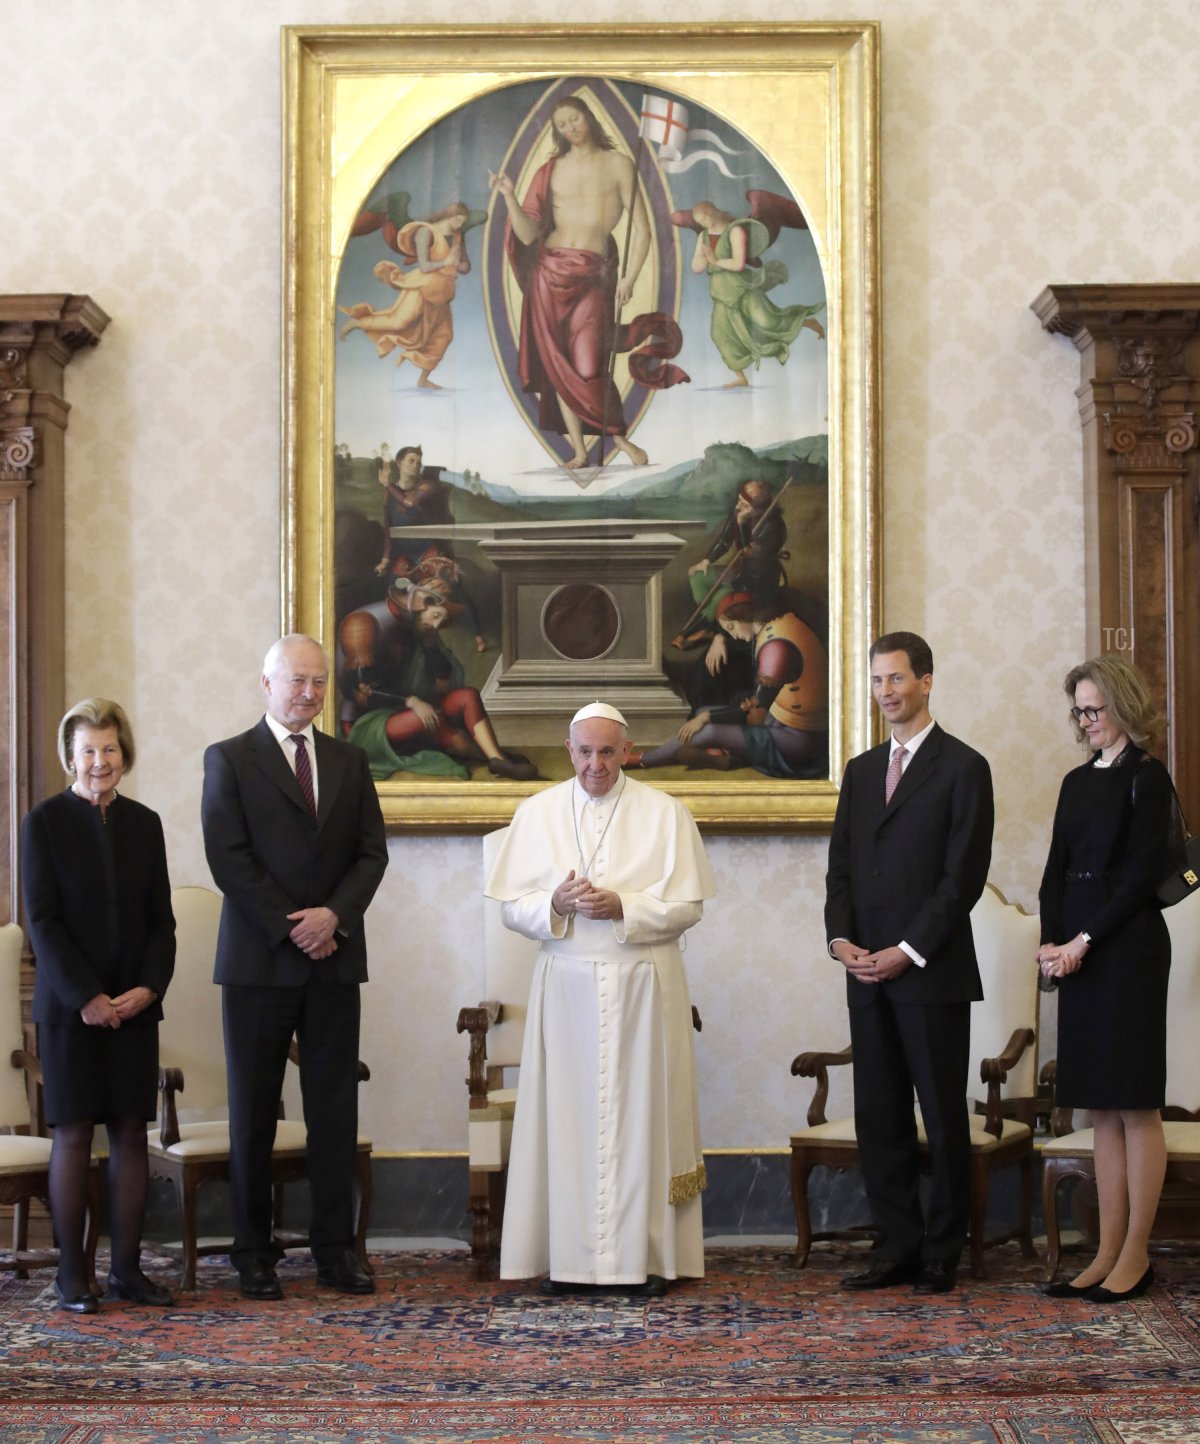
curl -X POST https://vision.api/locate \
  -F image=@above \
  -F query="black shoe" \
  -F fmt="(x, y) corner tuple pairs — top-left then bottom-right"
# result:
(238, 1260), (283, 1301)
(316, 1249), (375, 1295)
(106, 1270), (174, 1306)
(1042, 1277), (1096, 1298)
(627, 1274), (667, 1298)
(1086, 1265), (1154, 1303)
(54, 1279), (99, 1315)
(539, 1277), (601, 1296)
(913, 1260), (958, 1295)
(841, 1257), (921, 1290)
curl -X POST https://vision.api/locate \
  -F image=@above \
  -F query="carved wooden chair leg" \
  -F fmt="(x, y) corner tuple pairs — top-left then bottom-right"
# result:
(353, 1151), (373, 1271)
(968, 1154), (988, 1278)
(468, 1171), (493, 1278)
(468, 1170), (505, 1280)
(789, 1151), (814, 1267)
(1017, 1151), (1037, 1259)
(1041, 1158), (1066, 1282)
(12, 1198), (30, 1278)
(178, 1172), (201, 1291)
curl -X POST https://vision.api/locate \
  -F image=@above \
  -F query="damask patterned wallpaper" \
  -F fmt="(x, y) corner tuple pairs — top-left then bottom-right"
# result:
(5, 0), (1198, 1150)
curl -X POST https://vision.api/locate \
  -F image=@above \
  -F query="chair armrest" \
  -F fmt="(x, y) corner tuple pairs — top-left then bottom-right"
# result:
(790, 1044), (852, 1128)
(457, 1001), (503, 1109)
(157, 1066), (184, 1147)
(10, 1047), (43, 1085)
(979, 1027), (1035, 1137)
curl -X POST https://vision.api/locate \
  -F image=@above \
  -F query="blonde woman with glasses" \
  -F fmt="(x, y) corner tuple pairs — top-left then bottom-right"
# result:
(1038, 655), (1173, 1303)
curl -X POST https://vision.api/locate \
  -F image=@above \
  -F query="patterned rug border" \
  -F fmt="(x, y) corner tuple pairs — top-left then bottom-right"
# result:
(2, 1245), (1200, 1439)
(3, 1393), (1200, 1421)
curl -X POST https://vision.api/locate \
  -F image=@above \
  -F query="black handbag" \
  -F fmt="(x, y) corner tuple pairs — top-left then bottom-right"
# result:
(1157, 829), (1200, 908)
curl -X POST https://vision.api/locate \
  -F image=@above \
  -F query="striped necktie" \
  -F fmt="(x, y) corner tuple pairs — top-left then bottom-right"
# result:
(289, 734), (316, 819)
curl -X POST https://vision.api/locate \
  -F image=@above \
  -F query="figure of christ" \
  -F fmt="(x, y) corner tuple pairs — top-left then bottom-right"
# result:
(491, 97), (685, 470)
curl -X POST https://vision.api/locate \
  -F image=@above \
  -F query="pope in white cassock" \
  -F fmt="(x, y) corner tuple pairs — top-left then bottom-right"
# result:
(486, 701), (716, 1296)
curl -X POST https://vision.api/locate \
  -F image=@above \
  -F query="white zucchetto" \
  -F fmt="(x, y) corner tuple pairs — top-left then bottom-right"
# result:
(569, 701), (629, 729)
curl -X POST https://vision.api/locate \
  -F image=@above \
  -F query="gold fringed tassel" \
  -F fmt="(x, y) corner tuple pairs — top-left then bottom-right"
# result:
(669, 1161), (707, 1206)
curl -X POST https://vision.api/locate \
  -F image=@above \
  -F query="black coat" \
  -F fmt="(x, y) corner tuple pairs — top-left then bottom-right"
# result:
(1038, 747), (1173, 1109)
(825, 724), (994, 1006)
(201, 720), (388, 987)
(21, 790), (175, 1026)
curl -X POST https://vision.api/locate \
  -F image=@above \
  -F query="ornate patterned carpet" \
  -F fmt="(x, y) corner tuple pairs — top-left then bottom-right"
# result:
(1, 1245), (1199, 1441)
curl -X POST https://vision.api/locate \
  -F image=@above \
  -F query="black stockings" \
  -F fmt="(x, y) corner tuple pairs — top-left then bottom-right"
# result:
(105, 1115), (150, 1280)
(48, 1121), (93, 1295)
(49, 1114), (149, 1292)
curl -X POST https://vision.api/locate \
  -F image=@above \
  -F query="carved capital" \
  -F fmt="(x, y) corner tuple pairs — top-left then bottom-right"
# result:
(1103, 407), (1197, 469)
(0, 426), (37, 479)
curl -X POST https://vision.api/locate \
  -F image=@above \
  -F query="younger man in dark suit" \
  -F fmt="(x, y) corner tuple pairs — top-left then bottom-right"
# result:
(825, 632), (993, 1294)
(202, 635), (388, 1300)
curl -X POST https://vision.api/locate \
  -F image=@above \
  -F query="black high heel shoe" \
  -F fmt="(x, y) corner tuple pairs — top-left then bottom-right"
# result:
(1086, 1265), (1154, 1303)
(54, 1279), (99, 1315)
(106, 1271), (174, 1307)
(1041, 1277), (1095, 1298)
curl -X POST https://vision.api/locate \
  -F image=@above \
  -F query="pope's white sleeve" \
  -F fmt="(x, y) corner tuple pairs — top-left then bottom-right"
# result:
(613, 895), (703, 945)
(500, 892), (568, 942)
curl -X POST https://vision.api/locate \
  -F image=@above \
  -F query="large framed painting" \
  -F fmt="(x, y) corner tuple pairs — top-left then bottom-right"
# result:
(283, 23), (880, 831)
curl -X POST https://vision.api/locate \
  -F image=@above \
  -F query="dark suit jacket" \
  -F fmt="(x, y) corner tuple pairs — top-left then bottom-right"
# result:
(201, 720), (388, 987)
(22, 790), (176, 1025)
(825, 724), (994, 1007)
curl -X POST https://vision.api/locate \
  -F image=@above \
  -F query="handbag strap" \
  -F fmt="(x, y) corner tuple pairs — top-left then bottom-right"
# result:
(1133, 752), (1191, 841)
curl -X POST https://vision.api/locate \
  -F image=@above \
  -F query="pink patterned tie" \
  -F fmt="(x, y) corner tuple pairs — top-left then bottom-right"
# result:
(290, 734), (316, 820)
(884, 744), (907, 804)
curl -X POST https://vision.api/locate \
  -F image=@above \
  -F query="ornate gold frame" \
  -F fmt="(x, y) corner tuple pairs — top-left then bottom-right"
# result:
(283, 23), (880, 832)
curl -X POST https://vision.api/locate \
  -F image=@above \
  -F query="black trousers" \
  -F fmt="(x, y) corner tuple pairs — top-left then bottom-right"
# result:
(848, 994), (971, 1266)
(222, 977), (361, 1272)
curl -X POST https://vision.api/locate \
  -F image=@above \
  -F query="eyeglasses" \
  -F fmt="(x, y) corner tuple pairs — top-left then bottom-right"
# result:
(1070, 704), (1107, 724)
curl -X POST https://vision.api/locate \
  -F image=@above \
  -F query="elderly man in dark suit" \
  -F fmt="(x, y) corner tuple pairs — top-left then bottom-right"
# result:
(202, 634), (388, 1301)
(825, 631), (993, 1295)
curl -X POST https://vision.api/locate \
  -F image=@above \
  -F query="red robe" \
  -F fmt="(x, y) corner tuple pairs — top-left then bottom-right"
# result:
(505, 158), (687, 439)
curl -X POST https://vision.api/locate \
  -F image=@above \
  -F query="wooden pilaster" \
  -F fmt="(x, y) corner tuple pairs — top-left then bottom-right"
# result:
(1033, 284), (1200, 825)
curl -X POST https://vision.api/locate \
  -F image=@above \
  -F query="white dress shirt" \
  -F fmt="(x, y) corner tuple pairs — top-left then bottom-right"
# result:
(263, 713), (320, 810)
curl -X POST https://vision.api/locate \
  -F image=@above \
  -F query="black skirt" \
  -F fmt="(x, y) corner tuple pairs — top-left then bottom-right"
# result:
(38, 1021), (159, 1126)
(1055, 877), (1170, 1110)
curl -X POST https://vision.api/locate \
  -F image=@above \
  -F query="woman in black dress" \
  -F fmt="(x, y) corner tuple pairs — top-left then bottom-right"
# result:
(1038, 655), (1172, 1302)
(21, 699), (175, 1313)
